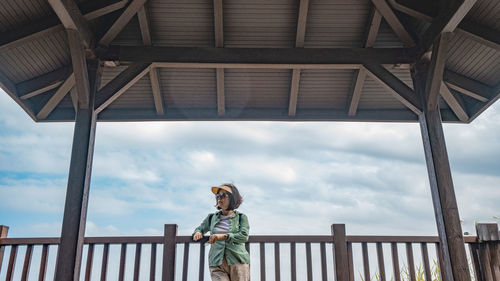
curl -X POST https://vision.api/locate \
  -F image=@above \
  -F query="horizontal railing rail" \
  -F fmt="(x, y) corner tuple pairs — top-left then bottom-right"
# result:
(0, 224), (497, 281)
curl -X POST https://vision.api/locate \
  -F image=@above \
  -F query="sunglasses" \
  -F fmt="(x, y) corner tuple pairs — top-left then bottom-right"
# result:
(215, 192), (230, 199)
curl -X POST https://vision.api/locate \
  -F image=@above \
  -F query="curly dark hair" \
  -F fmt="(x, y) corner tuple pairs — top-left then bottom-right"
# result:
(215, 183), (243, 210)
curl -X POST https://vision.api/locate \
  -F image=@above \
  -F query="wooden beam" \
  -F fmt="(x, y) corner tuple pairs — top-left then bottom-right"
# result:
(149, 67), (164, 115)
(67, 29), (90, 108)
(53, 60), (100, 281)
(99, 0), (149, 46)
(348, 67), (367, 116)
(48, 0), (94, 48)
(418, 0), (476, 53)
(216, 68), (225, 116)
(295, 0), (310, 48)
(388, 0), (499, 51)
(370, 0), (415, 46)
(443, 70), (493, 102)
(364, 63), (422, 115)
(70, 88), (79, 112)
(349, 8), (382, 116)
(17, 66), (72, 100)
(213, 0), (224, 48)
(440, 82), (468, 122)
(0, 0), (126, 52)
(37, 73), (75, 120)
(95, 62), (151, 113)
(288, 69), (301, 116)
(20, 82), (63, 100)
(425, 32), (450, 111)
(98, 46), (417, 65)
(137, 5), (152, 46)
(152, 62), (361, 70)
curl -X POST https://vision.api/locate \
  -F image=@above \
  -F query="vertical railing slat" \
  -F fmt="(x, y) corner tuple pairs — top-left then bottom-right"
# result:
(118, 243), (127, 281)
(260, 242), (266, 281)
(133, 243), (142, 281)
(6, 245), (18, 281)
(274, 243), (281, 281)
(182, 243), (189, 281)
(20, 244), (33, 281)
(391, 243), (401, 281)
(320, 242), (327, 281)
(468, 243), (482, 281)
(306, 242), (312, 281)
(362, 242), (370, 281)
(420, 242), (432, 281)
(150, 243), (157, 281)
(199, 242), (205, 281)
(84, 244), (94, 281)
(347, 242), (354, 281)
(377, 242), (386, 281)
(406, 243), (416, 281)
(435, 243), (447, 281)
(38, 245), (49, 281)
(290, 242), (296, 281)
(100, 243), (109, 281)
(0, 226), (9, 274)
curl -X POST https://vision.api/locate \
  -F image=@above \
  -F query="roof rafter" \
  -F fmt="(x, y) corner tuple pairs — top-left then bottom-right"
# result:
(0, 69), (37, 120)
(418, 0), (476, 54)
(443, 70), (493, 102)
(17, 66), (72, 100)
(95, 62), (151, 113)
(440, 82), (468, 122)
(99, 46), (417, 65)
(425, 32), (450, 111)
(99, 0), (149, 46)
(48, 0), (94, 48)
(288, 69), (301, 116)
(213, 0), (225, 116)
(348, 7), (382, 116)
(0, 0), (127, 52)
(370, 0), (415, 47)
(388, 0), (499, 51)
(36, 73), (75, 120)
(364, 63), (422, 115)
(67, 29), (90, 108)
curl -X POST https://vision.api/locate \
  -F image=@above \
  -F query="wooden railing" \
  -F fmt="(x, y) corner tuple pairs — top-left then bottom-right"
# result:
(0, 224), (498, 281)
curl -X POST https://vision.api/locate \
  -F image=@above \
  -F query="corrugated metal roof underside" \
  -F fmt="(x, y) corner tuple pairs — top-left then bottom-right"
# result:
(466, 0), (500, 30)
(161, 68), (216, 108)
(0, 30), (70, 83)
(224, 0), (298, 48)
(447, 32), (500, 86)
(373, 19), (405, 48)
(225, 69), (291, 108)
(358, 75), (407, 109)
(304, 0), (370, 48)
(149, 0), (214, 47)
(297, 69), (353, 109)
(0, 0), (53, 32)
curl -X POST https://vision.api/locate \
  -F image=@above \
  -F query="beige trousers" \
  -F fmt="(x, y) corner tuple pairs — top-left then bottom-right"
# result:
(209, 255), (250, 281)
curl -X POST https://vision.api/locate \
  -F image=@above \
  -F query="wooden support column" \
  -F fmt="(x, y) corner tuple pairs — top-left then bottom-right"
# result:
(0, 225), (9, 273)
(332, 224), (349, 281)
(476, 223), (500, 281)
(162, 224), (178, 281)
(412, 61), (471, 281)
(54, 60), (101, 281)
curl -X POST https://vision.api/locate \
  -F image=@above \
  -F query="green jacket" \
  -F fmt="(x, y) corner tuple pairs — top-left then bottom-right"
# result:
(192, 210), (250, 266)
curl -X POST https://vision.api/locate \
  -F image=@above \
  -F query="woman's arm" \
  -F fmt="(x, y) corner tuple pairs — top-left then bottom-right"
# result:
(226, 214), (249, 244)
(192, 214), (211, 236)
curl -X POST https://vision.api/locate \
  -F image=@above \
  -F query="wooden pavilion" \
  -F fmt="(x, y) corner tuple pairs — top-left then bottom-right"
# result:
(0, 0), (499, 281)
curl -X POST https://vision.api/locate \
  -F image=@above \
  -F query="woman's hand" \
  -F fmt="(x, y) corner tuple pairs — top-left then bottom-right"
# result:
(193, 232), (203, 241)
(209, 233), (227, 244)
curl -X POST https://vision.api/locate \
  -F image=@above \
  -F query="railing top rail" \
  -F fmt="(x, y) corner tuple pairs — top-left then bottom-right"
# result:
(0, 235), (478, 246)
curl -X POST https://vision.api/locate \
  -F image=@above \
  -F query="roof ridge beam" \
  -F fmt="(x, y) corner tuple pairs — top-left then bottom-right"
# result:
(0, 0), (127, 52)
(48, 0), (94, 48)
(349, 7), (382, 116)
(418, 0), (476, 54)
(99, 46), (417, 65)
(95, 62), (151, 113)
(364, 63), (422, 115)
(99, 0), (149, 46)
(440, 82), (469, 122)
(370, 0), (415, 47)
(36, 73), (75, 120)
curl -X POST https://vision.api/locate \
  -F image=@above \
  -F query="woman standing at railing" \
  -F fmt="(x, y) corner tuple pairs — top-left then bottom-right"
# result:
(192, 183), (250, 281)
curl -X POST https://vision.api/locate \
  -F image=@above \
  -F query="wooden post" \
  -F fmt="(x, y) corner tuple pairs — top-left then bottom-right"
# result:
(476, 223), (500, 281)
(413, 61), (471, 281)
(332, 224), (349, 281)
(54, 60), (101, 281)
(0, 225), (9, 273)
(162, 224), (178, 281)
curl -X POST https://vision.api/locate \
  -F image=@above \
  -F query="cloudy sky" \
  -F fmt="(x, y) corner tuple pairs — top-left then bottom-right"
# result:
(0, 88), (499, 280)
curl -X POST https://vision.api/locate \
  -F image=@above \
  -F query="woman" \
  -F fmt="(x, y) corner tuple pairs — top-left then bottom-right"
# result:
(192, 183), (250, 281)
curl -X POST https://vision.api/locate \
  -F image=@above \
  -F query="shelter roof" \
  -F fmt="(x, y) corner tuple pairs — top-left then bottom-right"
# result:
(0, 0), (499, 122)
